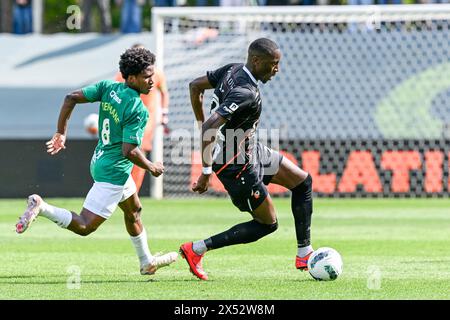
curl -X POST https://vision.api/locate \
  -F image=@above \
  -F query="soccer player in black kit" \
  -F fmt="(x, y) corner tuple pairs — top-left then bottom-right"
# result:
(180, 38), (314, 280)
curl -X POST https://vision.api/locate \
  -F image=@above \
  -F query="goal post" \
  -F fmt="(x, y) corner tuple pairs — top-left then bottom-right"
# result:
(152, 5), (450, 198)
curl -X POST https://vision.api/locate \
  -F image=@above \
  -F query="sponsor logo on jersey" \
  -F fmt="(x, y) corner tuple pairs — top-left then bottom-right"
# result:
(227, 77), (235, 89)
(223, 102), (239, 114)
(109, 90), (122, 104)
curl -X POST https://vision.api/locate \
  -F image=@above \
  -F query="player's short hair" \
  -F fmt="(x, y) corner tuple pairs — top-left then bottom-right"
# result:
(248, 38), (279, 58)
(119, 47), (155, 79)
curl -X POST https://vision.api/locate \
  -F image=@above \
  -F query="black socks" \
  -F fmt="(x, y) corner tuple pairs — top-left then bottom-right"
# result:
(290, 175), (313, 248)
(205, 220), (278, 250)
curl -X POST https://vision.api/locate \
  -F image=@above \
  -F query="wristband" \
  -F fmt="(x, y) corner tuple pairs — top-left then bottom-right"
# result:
(202, 167), (212, 175)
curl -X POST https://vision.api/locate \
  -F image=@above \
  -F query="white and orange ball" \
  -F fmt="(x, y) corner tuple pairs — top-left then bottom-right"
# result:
(84, 113), (99, 136)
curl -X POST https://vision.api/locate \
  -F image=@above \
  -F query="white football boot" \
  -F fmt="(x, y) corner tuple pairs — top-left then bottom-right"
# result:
(16, 194), (43, 234)
(140, 252), (178, 275)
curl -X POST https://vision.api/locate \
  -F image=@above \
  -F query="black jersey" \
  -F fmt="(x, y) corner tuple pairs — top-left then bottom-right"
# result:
(206, 63), (262, 168)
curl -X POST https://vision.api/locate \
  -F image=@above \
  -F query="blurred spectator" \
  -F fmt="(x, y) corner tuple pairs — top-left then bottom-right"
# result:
(115, 44), (170, 193)
(219, 0), (255, 4)
(1, 1), (13, 33)
(81, 0), (112, 33)
(13, 0), (33, 34)
(195, 0), (220, 5)
(265, 0), (289, 5)
(153, 0), (177, 6)
(116, 0), (144, 33)
(377, 0), (402, 4)
(347, 0), (374, 4)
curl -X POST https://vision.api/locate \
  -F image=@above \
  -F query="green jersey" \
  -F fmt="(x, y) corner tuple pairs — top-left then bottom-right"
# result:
(82, 80), (148, 186)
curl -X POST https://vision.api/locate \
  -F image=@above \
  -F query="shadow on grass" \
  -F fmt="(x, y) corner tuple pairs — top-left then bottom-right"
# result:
(0, 274), (314, 284)
(0, 274), (213, 285)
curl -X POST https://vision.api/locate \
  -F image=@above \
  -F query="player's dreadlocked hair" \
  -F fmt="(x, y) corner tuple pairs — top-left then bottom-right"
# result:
(248, 38), (279, 57)
(119, 47), (155, 79)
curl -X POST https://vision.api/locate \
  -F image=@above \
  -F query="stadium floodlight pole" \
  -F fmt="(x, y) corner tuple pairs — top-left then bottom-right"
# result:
(150, 8), (166, 200)
(33, 0), (43, 34)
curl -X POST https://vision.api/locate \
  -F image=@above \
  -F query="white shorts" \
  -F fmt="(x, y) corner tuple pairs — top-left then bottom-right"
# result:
(83, 176), (137, 219)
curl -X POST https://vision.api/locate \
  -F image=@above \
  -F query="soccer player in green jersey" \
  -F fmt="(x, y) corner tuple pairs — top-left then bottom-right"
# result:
(15, 47), (178, 276)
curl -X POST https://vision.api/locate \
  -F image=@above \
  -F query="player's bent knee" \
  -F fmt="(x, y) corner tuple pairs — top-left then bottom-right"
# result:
(267, 221), (278, 233)
(291, 174), (312, 193)
(77, 225), (98, 237)
(125, 207), (142, 224)
(258, 220), (278, 236)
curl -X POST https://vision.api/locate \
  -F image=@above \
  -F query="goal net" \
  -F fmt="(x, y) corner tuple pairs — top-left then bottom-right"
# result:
(152, 5), (450, 198)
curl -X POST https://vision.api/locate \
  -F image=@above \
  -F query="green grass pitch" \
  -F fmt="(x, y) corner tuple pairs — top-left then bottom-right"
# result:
(0, 198), (449, 300)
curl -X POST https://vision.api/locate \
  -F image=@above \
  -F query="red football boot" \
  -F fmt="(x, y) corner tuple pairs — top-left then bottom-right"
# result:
(179, 242), (208, 280)
(296, 251), (313, 271)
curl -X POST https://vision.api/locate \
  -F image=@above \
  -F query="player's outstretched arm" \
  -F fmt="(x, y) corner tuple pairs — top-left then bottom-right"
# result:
(189, 75), (213, 127)
(46, 90), (90, 155)
(56, 90), (90, 135)
(122, 142), (164, 177)
(192, 112), (227, 194)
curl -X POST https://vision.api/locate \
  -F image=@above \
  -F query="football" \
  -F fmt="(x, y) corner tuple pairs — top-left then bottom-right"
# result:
(84, 113), (99, 136)
(307, 247), (343, 281)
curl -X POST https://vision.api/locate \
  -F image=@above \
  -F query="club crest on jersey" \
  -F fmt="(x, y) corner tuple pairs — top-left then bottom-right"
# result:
(251, 189), (261, 199)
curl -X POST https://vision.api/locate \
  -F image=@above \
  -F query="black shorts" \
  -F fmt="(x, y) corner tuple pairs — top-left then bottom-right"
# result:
(213, 143), (283, 213)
